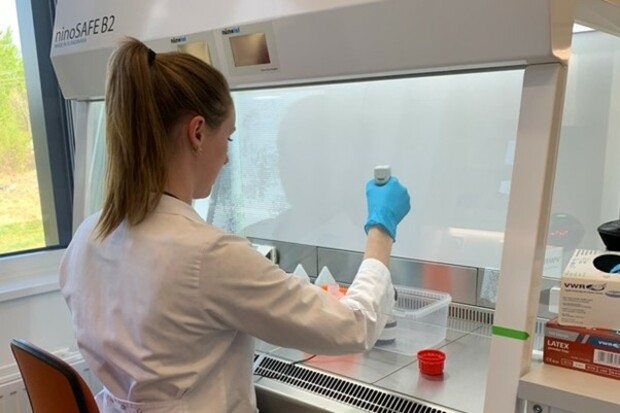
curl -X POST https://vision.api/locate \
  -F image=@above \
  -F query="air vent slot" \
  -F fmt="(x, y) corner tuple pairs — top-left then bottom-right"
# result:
(254, 356), (452, 413)
(449, 303), (494, 324)
(448, 303), (547, 330)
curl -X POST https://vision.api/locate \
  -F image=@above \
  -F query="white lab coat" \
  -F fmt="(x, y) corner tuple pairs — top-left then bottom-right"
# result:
(59, 195), (395, 413)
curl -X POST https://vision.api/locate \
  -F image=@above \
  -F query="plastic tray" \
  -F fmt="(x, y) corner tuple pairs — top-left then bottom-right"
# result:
(374, 285), (452, 356)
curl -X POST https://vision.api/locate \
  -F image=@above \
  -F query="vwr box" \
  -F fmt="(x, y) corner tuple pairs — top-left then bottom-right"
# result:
(559, 249), (620, 330)
(544, 318), (620, 381)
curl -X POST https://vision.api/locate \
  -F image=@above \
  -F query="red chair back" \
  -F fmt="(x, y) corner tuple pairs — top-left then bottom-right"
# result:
(10, 339), (99, 413)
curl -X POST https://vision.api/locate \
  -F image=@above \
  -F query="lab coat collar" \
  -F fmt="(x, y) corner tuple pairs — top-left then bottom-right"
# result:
(157, 194), (205, 224)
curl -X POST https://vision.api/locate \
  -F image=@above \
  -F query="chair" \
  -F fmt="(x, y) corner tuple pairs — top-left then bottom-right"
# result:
(10, 338), (99, 413)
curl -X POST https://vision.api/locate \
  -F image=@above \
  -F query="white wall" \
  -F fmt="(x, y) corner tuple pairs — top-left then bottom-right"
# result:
(0, 251), (76, 370)
(0, 290), (75, 368)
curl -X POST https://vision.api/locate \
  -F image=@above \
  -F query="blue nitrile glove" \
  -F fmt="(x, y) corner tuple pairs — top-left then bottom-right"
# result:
(611, 264), (620, 274)
(364, 177), (411, 241)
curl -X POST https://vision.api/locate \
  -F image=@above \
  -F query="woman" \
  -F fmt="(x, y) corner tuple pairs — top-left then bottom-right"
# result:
(60, 38), (411, 413)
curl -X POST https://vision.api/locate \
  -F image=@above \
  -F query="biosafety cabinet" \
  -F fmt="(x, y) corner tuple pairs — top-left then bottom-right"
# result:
(51, 0), (620, 412)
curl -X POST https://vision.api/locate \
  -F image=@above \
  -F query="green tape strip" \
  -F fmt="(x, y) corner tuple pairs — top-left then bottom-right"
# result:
(492, 325), (530, 341)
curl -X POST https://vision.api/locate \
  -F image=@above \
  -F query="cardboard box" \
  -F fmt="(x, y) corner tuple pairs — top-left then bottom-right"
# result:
(559, 249), (620, 330)
(544, 318), (620, 380)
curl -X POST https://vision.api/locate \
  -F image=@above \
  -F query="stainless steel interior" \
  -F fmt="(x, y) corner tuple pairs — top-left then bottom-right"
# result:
(249, 238), (559, 313)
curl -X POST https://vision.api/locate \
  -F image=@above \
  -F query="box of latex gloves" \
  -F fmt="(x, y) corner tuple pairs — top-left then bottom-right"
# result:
(559, 249), (620, 330)
(544, 318), (620, 380)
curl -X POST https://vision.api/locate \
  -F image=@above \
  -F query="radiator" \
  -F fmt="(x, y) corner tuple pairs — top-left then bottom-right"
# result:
(0, 350), (101, 413)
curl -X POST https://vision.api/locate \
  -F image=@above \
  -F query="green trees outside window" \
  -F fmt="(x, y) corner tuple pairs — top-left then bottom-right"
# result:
(0, 28), (45, 254)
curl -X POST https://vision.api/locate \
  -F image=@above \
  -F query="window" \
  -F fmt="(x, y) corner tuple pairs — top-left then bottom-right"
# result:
(0, 0), (73, 257)
(205, 70), (524, 270)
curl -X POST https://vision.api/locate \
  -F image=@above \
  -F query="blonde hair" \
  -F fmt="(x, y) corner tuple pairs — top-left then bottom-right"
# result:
(96, 38), (232, 239)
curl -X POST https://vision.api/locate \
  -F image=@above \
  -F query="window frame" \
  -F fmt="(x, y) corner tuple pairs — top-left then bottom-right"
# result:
(0, 0), (74, 260)
(0, 0), (73, 298)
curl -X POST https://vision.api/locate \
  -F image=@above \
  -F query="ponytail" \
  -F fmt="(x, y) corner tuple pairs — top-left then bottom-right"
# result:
(96, 38), (232, 239)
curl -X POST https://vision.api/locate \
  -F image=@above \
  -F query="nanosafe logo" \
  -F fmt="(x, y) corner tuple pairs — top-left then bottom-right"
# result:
(53, 15), (116, 48)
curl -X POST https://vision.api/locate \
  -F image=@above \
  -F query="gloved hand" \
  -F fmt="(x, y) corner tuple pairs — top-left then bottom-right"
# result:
(611, 263), (620, 274)
(364, 177), (411, 241)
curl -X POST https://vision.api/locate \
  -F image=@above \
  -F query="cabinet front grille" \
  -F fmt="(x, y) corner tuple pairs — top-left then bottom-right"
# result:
(254, 355), (455, 413)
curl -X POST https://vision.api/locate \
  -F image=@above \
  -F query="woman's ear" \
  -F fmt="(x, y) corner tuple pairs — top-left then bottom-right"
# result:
(187, 115), (205, 152)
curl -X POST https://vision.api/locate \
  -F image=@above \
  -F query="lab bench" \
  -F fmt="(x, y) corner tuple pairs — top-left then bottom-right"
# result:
(252, 315), (620, 413)
(253, 317), (492, 413)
